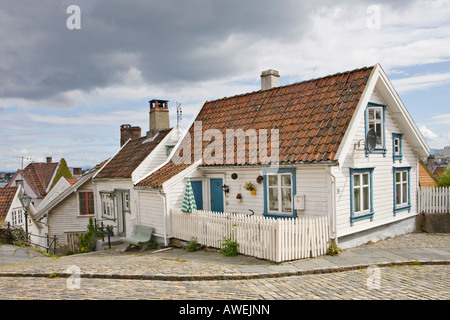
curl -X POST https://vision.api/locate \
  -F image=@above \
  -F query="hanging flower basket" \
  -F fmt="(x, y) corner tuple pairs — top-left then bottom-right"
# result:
(243, 181), (256, 195)
(236, 193), (242, 203)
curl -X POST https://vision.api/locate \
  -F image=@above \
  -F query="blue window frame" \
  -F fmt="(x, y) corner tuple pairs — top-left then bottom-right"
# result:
(392, 133), (403, 163)
(350, 168), (374, 226)
(393, 166), (411, 215)
(365, 103), (386, 157)
(262, 168), (296, 218)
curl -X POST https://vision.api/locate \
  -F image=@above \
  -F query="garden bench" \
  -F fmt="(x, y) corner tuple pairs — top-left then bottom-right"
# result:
(120, 225), (154, 251)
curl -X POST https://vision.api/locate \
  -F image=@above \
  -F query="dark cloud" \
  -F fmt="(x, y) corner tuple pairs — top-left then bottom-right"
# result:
(0, 0), (316, 102)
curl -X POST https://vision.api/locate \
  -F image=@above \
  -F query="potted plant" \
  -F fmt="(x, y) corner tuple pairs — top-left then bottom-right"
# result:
(236, 193), (242, 203)
(256, 175), (263, 184)
(243, 181), (256, 195)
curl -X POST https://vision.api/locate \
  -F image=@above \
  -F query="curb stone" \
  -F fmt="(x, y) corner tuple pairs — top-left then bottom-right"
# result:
(0, 259), (448, 281)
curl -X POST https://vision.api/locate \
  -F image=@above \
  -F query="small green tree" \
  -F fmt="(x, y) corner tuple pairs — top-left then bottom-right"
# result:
(49, 158), (73, 191)
(436, 167), (450, 187)
(78, 217), (99, 253)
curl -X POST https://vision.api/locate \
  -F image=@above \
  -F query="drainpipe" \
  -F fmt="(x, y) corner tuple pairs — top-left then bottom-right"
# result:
(326, 166), (337, 244)
(157, 191), (168, 247)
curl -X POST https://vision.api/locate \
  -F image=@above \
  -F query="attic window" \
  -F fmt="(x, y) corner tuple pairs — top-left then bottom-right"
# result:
(366, 103), (386, 156)
(166, 145), (175, 156)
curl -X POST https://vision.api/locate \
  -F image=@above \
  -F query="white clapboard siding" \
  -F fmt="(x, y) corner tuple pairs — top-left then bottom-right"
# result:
(418, 187), (450, 214)
(171, 208), (330, 262)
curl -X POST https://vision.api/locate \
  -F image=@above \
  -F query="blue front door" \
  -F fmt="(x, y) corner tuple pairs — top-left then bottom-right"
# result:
(191, 180), (203, 210)
(210, 178), (224, 212)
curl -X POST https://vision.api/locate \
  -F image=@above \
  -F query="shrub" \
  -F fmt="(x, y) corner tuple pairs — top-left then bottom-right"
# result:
(187, 237), (199, 252)
(220, 235), (239, 257)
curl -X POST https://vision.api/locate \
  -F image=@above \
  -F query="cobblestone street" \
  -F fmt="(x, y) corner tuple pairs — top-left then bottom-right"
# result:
(0, 233), (449, 302)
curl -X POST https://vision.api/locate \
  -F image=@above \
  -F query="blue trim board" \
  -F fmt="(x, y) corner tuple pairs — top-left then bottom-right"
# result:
(393, 166), (411, 215)
(365, 102), (387, 157)
(349, 168), (375, 226)
(262, 168), (296, 218)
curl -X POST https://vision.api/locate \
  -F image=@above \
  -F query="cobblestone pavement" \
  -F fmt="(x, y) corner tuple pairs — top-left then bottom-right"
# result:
(0, 265), (448, 300)
(0, 233), (449, 300)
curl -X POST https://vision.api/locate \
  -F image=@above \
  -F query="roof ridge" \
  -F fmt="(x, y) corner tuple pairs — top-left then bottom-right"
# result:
(206, 65), (376, 104)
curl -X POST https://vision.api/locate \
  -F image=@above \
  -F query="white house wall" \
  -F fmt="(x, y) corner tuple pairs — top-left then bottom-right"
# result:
(136, 191), (165, 240)
(47, 179), (95, 246)
(334, 87), (419, 247)
(93, 178), (137, 237)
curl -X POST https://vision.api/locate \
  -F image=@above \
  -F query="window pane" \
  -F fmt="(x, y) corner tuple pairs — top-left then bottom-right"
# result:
(402, 183), (408, 203)
(79, 192), (86, 201)
(375, 123), (382, 144)
(268, 188), (278, 211)
(402, 171), (407, 181)
(362, 173), (369, 185)
(375, 109), (382, 120)
(396, 184), (401, 205)
(268, 175), (278, 187)
(396, 172), (400, 182)
(368, 109), (374, 120)
(281, 174), (291, 186)
(354, 174), (360, 187)
(354, 188), (361, 213)
(363, 186), (370, 211)
(281, 188), (292, 212)
(80, 201), (86, 214)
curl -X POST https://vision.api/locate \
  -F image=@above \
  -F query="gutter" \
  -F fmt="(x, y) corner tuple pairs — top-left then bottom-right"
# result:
(325, 166), (338, 244)
(157, 191), (168, 247)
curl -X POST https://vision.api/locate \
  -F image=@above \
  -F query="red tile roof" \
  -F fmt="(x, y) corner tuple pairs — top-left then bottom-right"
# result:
(0, 187), (18, 220)
(137, 66), (374, 188)
(14, 162), (59, 197)
(95, 129), (172, 179)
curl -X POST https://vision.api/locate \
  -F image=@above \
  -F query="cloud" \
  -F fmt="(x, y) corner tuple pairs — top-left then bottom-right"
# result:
(419, 125), (450, 149)
(392, 72), (450, 93)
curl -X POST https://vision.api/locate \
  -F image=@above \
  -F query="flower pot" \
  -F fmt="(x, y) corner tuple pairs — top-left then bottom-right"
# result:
(236, 198), (242, 203)
(250, 189), (256, 196)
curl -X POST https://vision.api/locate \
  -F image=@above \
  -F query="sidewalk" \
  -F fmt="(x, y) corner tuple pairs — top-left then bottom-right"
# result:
(0, 233), (449, 280)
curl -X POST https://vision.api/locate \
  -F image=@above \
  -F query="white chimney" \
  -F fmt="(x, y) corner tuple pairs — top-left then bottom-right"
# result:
(260, 69), (280, 90)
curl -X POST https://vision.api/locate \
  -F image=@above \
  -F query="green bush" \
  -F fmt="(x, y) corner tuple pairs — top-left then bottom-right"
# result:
(436, 167), (450, 187)
(220, 235), (239, 257)
(187, 237), (199, 252)
(78, 217), (101, 253)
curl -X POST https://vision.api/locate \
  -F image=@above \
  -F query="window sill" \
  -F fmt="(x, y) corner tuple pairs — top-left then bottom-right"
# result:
(263, 212), (296, 219)
(350, 211), (374, 226)
(394, 205), (411, 216)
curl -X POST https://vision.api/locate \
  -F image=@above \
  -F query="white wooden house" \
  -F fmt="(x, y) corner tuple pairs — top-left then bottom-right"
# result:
(34, 169), (99, 248)
(92, 100), (183, 238)
(134, 64), (429, 249)
(1, 185), (44, 247)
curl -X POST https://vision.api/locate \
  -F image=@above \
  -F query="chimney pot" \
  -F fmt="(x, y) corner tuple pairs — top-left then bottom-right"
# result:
(120, 124), (142, 147)
(46, 157), (52, 163)
(261, 69), (280, 90)
(73, 168), (82, 176)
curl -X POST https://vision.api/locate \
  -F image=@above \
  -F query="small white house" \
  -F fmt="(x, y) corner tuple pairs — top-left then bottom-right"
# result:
(134, 64), (429, 249)
(92, 99), (183, 238)
(1, 185), (44, 247)
(34, 168), (99, 249)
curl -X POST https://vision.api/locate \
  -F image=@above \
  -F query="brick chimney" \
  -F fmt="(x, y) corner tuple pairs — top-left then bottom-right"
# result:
(73, 167), (83, 176)
(147, 99), (170, 138)
(120, 124), (142, 147)
(261, 69), (280, 90)
(46, 157), (53, 163)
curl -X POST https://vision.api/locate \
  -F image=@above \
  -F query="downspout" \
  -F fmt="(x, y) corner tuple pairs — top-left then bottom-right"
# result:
(157, 191), (168, 247)
(326, 166), (337, 244)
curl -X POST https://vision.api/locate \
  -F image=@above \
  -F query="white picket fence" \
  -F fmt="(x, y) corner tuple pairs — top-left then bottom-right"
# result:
(418, 187), (450, 214)
(171, 208), (330, 262)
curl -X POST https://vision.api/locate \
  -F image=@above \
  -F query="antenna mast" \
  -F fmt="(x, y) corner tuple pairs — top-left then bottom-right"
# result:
(176, 102), (182, 127)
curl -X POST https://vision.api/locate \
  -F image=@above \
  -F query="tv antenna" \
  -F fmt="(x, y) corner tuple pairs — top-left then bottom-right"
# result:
(176, 101), (182, 127)
(13, 156), (32, 169)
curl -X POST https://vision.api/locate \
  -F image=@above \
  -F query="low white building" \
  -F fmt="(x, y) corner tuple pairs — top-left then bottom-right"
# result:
(134, 64), (429, 249)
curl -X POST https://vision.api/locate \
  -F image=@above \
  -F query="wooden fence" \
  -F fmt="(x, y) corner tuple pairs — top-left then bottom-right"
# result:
(171, 208), (330, 262)
(418, 187), (450, 214)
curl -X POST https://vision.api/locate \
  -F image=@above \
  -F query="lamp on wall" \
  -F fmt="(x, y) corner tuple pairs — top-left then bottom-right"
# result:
(222, 184), (230, 194)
